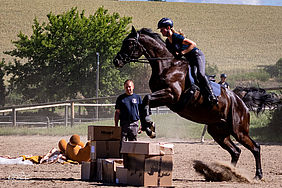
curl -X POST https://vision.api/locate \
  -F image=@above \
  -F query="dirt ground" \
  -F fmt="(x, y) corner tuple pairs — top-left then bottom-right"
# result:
(0, 135), (281, 187)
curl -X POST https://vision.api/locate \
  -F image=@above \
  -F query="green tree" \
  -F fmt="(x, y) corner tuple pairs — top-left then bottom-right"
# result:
(4, 7), (132, 103)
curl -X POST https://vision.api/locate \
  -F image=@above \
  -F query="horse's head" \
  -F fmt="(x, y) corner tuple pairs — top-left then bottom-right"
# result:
(113, 26), (144, 68)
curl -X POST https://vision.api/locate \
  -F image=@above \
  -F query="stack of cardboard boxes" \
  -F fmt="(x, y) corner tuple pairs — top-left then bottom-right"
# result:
(81, 125), (122, 182)
(119, 141), (174, 186)
(81, 125), (174, 186)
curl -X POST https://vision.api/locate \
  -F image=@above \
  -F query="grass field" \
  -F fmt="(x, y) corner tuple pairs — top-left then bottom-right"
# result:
(1, 0), (282, 76)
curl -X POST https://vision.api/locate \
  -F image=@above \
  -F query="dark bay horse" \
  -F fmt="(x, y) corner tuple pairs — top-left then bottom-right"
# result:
(113, 27), (262, 179)
(233, 86), (281, 115)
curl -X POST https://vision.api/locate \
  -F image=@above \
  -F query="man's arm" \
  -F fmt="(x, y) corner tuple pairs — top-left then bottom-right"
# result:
(114, 109), (120, 127)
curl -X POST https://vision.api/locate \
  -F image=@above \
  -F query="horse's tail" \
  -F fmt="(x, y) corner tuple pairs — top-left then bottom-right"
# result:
(233, 86), (281, 115)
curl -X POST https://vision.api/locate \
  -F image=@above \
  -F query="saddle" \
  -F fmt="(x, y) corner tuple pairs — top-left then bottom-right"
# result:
(173, 84), (201, 110)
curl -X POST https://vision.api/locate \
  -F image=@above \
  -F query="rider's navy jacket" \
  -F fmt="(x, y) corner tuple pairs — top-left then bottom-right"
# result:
(165, 33), (189, 56)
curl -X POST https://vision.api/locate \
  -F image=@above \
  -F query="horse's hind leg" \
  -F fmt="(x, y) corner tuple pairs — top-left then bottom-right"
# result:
(232, 131), (263, 179)
(207, 124), (241, 166)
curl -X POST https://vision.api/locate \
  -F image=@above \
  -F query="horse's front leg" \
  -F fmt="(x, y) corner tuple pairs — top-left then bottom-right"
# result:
(140, 88), (176, 138)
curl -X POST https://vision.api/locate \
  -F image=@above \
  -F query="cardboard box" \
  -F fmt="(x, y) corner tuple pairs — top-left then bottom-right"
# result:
(120, 141), (160, 155)
(81, 161), (98, 181)
(81, 161), (91, 181)
(160, 143), (174, 155)
(102, 158), (123, 183)
(90, 141), (120, 160)
(123, 153), (146, 170)
(123, 153), (173, 171)
(126, 155), (173, 186)
(116, 166), (128, 185)
(88, 126), (121, 141)
(96, 159), (103, 181)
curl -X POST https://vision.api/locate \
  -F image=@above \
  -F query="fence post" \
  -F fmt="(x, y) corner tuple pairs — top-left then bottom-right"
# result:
(46, 117), (50, 128)
(64, 105), (68, 127)
(70, 102), (75, 127)
(96, 52), (99, 121)
(12, 107), (16, 126)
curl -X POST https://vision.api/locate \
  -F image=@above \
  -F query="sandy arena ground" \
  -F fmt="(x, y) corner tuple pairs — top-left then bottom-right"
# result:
(0, 135), (281, 187)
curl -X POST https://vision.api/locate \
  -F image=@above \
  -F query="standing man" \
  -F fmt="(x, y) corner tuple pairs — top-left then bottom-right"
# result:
(218, 73), (230, 89)
(115, 79), (142, 141)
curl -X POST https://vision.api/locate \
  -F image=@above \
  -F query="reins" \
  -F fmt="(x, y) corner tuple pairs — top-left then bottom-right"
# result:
(130, 57), (174, 63)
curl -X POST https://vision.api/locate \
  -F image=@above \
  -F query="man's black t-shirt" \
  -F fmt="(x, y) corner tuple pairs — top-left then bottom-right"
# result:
(115, 93), (142, 123)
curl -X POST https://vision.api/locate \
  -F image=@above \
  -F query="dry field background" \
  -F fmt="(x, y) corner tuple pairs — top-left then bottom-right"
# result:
(1, 0), (282, 74)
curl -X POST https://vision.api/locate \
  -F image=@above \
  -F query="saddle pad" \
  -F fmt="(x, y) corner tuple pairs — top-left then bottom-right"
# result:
(188, 69), (221, 97)
(210, 81), (221, 97)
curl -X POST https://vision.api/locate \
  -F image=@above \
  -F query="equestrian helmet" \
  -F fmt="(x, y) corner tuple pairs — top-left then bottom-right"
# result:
(220, 73), (227, 78)
(158, 18), (173, 29)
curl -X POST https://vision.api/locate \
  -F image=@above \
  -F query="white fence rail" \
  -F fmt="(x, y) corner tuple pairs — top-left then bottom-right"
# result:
(0, 100), (171, 127)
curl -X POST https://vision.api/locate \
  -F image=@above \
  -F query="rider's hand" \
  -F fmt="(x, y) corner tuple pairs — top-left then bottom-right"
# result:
(175, 52), (183, 59)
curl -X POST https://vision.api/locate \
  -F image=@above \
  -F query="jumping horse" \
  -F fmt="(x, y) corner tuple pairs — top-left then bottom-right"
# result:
(113, 27), (263, 179)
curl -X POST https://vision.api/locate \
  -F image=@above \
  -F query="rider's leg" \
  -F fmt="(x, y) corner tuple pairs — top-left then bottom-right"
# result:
(195, 51), (217, 104)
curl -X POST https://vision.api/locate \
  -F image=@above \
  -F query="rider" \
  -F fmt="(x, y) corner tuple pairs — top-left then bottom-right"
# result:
(157, 18), (217, 104)
(218, 73), (230, 89)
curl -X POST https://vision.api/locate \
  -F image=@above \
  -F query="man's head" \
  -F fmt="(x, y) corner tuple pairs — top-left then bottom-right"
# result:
(124, 79), (134, 95)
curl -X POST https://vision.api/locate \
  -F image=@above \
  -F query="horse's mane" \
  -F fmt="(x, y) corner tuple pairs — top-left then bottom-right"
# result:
(138, 28), (166, 46)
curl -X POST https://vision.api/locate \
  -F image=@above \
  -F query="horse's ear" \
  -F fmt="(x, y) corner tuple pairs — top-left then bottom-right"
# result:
(131, 26), (137, 34)
(131, 26), (139, 38)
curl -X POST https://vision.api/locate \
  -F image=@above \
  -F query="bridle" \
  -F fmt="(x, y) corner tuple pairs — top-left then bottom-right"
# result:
(119, 32), (174, 64)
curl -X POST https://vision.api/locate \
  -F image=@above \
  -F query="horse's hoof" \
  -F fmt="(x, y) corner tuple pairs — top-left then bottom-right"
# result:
(254, 170), (263, 180)
(150, 132), (156, 139)
(145, 128), (152, 137)
(254, 175), (263, 180)
(145, 127), (156, 139)
(149, 122), (155, 132)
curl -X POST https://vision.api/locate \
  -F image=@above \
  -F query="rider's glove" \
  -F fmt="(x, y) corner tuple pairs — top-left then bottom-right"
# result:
(175, 52), (183, 59)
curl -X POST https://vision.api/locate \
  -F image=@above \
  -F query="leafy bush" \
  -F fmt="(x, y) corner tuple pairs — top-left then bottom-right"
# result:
(268, 106), (282, 133)
(264, 58), (282, 81)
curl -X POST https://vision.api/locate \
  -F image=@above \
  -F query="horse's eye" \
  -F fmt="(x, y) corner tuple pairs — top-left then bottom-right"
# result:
(128, 41), (134, 46)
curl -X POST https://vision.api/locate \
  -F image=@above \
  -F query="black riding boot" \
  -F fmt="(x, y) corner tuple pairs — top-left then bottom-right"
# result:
(203, 76), (218, 105)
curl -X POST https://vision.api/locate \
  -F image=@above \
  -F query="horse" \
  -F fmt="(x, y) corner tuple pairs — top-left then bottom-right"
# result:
(113, 26), (263, 179)
(233, 86), (281, 115)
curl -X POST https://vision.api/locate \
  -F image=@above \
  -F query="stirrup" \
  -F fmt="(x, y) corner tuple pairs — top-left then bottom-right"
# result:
(209, 95), (218, 105)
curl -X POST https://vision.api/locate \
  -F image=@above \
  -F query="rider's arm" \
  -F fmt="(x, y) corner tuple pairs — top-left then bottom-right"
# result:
(181, 38), (197, 55)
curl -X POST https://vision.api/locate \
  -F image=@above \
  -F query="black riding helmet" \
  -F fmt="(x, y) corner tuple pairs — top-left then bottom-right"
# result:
(220, 73), (227, 78)
(157, 18), (173, 29)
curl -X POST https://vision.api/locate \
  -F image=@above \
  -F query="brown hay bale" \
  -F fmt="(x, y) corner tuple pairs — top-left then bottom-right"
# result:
(193, 160), (251, 183)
